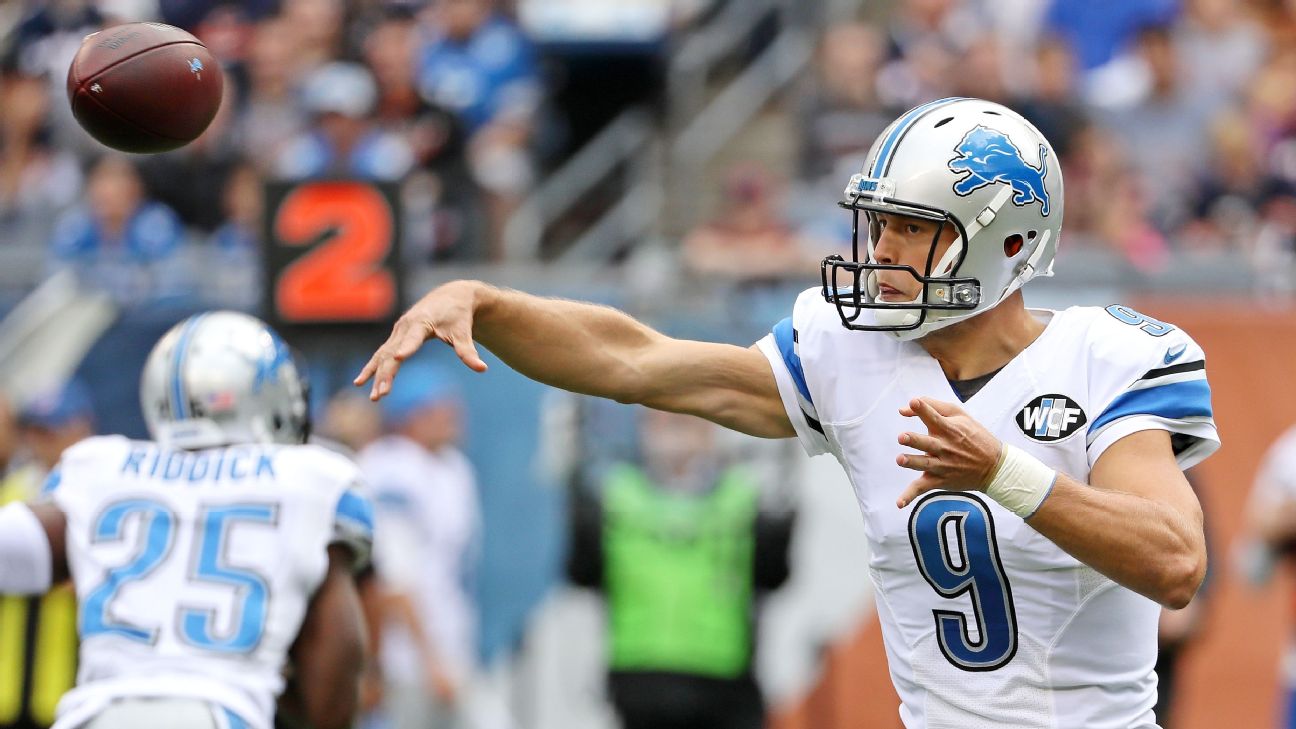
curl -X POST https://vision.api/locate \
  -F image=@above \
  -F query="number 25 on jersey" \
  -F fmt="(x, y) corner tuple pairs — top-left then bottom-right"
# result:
(82, 499), (277, 654)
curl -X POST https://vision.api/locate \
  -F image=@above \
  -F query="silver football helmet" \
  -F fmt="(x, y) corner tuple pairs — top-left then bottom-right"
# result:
(823, 97), (1064, 339)
(141, 311), (310, 449)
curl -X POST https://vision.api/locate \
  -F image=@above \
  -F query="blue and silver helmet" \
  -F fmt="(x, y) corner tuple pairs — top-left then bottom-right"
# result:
(141, 311), (309, 449)
(825, 97), (1065, 339)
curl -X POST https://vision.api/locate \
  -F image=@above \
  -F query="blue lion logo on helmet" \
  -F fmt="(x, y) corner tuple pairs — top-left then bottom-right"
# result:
(948, 126), (1051, 216)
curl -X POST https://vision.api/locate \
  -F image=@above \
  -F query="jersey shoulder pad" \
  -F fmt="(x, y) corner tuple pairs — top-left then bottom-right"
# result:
(279, 444), (374, 569)
(332, 486), (375, 571)
(1076, 304), (1201, 366)
(47, 435), (133, 499)
(1070, 305), (1215, 466)
(58, 435), (133, 467)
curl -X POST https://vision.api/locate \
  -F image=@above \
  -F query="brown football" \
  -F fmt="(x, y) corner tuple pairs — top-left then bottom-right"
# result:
(67, 22), (223, 154)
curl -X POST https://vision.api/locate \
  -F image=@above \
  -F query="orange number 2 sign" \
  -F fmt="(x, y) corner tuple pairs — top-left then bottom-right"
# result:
(273, 181), (398, 323)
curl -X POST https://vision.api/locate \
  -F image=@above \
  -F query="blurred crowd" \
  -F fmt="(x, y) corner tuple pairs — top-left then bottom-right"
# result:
(0, 0), (563, 301)
(3, 0), (1296, 305)
(692, 0), (1296, 288)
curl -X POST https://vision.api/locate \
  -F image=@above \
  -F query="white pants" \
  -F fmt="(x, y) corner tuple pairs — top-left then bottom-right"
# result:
(82, 698), (224, 729)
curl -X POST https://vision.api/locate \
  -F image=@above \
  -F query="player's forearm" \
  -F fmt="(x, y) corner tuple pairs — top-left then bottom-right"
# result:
(1026, 474), (1206, 608)
(472, 283), (669, 404)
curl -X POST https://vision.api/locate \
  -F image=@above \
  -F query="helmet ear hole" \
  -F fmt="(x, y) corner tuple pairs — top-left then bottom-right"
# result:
(1004, 233), (1024, 257)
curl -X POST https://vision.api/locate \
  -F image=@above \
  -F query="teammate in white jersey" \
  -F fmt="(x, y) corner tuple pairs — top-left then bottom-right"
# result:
(0, 312), (373, 729)
(356, 97), (1218, 728)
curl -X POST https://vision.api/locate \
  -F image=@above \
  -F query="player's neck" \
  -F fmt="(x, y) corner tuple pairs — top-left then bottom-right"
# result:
(916, 291), (1048, 381)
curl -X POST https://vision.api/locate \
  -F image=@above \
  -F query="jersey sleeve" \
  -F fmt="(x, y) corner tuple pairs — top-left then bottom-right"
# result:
(43, 436), (128, 512)
(755, 288), (831, 457)
(332, 483), (376, 572)
(1085, 307), (1219, 469)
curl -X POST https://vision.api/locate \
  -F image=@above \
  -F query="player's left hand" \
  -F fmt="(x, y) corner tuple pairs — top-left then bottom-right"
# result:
(895, 397), (1002, 509)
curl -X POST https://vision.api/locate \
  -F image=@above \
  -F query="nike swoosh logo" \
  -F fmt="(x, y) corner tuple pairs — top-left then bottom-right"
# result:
(1164, 344), (1188, 365)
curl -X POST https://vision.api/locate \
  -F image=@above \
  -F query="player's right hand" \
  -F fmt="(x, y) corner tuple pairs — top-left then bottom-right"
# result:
(355, 280), (489, 400)
(428, 664), (459, 706)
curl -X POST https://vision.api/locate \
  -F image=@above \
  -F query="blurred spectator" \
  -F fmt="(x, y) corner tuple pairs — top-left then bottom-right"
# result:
(683, 163), (820, 283)
(363, 10), (482, 261)
(796, 23), (892, 187)
(0, 381), (95, 729)
(1174, 0), (1266, 109)
(1043, 0), (1177, 73)
(0, 69), (82, 224)
(1240, 422), (1296, 728)
(359, 360), (484, 729)
(1100, 23), (1218, 232)
(1181, 111), (1279, 254)
(1012, 39), (1088, 159)
(236, 16), (310, 168)
(882, 0), (979, 60)
(282, 0), (346, 70)
(208, 160), (264, 309)
(160, 0), (278, 31)
(875, 36), (957, 111)
(566, 409), (794, 729)
(952, 33), (1010, 104)
(874, 0), (976, 108)
(967, 0), (1052, 92)
(139, 75), (242, 233)
(1252, 181), (1296, 292)
(1246, 46), (1296, 177)
(416, 0), (542, 258)
(276, 61), (415, 180)
(15, 380), (95, 482)
(1257, 0), (1296, 48)
(189, 4), (259, 67)
(1062, 124), (1172, 271)
(1, 0), (105, 153)
(47, 155), (192, 307)
(319, 389), (383, 455)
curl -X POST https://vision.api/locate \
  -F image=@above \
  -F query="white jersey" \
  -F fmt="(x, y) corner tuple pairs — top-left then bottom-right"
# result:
(757, 290), (1219, 729)
(43, 435), (374, 729)
(1247, 425), (1296, 685)
(358, 436), (480, 681)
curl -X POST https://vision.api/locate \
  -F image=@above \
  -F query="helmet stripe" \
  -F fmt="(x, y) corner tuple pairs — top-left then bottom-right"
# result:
(869, 97), (967, 178)
(169, 313), (208, 420)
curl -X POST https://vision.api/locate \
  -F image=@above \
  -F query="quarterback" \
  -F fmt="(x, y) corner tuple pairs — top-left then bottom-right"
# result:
(0, 312), (373, 729)
(358, 97), (1217, 728)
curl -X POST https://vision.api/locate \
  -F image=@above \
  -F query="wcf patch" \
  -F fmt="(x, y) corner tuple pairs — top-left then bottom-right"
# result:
(1016, 394), (1086, 442)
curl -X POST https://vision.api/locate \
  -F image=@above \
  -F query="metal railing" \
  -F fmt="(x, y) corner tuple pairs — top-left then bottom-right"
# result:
(502, 0), (795, 261)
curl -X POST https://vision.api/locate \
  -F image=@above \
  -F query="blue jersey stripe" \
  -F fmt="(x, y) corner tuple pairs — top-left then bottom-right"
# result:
(773, 317), (812, 404)
(39, 468), (61, 497)
(870, 97), (967, 177)
(1090, 379), (1213, 434)
(336, 488), (376, 537)
(221, 707), (250, 729)
(170, 314), (208, 420)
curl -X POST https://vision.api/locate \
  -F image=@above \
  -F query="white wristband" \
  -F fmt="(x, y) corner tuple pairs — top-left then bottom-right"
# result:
(983, 443), (1057, 519)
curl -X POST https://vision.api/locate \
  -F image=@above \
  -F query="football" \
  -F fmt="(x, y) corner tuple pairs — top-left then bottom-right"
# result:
(66, 22), (223, 154)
